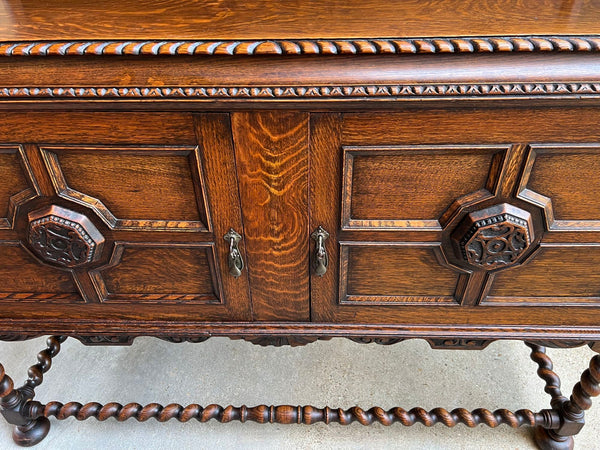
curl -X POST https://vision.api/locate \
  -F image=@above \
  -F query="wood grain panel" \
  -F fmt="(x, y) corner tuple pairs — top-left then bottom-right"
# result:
(0, 112), (197, 145)
(341, 244), (458, 304)
(2, 0), (600, 40)
(46, 147), (207, 227)
(309, 114), (342, 322)
(526, 145), (600, 223)
(3, 54), (599, 89)
(0, 242), (79, 302)
(0, 147), (29, 223)
(101, 245), (220, 303)
(342, 146), (500, 229)
(232, 111), (309, 321)
(192, 113), (252, 320)
(343, 108), (600, 145)
(486, 245), (600, 305)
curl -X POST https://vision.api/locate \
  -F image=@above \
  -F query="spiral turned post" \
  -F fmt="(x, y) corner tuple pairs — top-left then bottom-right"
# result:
(20, 336), (68, 399)
(21, 401), (542, 429)
(533, 347), (600, 450)
(564, 353), (600, 416)
(0, 362), (17, 411)
(526, 343), (568, 409)
(0, 336), (67, 447)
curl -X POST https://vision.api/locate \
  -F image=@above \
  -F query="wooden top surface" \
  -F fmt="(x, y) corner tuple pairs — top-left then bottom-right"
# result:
(1, 0), (599, 42)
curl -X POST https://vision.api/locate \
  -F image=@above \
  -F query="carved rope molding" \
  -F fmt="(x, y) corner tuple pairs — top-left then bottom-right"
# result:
(1, 36), (600, 57)
(1, 83), (600, 100)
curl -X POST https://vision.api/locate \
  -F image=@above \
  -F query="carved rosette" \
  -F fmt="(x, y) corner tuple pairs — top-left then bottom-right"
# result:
(27, 205), (105, 268)
(451, 204), (534, 271)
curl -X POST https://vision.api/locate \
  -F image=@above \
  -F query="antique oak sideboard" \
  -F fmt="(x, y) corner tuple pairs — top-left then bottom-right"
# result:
(1, 0), (600, 448)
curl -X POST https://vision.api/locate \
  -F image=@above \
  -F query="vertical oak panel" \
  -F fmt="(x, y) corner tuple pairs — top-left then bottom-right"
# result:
(193, 113), (253, 320)
(232, 111), (310, 321)
(309, 113), (343, 322)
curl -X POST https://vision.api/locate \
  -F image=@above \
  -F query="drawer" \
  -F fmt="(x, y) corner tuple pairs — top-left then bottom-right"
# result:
(310, 108), (600, 326)
(0, 113), (252, 322)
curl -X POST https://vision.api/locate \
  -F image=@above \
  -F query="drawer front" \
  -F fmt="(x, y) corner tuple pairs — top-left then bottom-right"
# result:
(0, 113), (252, 322)
(310, 109), (600, 326)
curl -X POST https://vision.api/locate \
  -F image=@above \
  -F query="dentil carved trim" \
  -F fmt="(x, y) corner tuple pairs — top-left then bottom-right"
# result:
(0, 83), (600, 100)
(1, 83), (600, 101)
(1, 36), (599, 57)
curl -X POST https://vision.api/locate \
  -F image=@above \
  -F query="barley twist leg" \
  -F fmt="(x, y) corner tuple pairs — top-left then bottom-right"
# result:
(533, 345), (600, 450)
(0, 336), (67, 447)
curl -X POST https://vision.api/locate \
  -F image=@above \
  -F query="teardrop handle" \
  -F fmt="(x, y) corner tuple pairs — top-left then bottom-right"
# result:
(224, 229), (244, 278)
(311, 226), (329, 276)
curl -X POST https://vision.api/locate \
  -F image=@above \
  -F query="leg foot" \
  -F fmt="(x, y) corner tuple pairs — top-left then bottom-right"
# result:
(12, 417), (50, 447)
(533, 426), (574, 450)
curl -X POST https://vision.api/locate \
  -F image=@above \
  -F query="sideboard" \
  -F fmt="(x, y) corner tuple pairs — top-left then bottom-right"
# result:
(0, 0), (600, 448)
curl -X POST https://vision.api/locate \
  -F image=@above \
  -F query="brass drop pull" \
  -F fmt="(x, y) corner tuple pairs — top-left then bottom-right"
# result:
(311, 226), (329, 276)
(224, 229), (244, 278)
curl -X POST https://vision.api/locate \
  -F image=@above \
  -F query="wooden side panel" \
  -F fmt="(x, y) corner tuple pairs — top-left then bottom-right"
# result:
(232, 111), (309, 321)
(341, 244), (458, 304)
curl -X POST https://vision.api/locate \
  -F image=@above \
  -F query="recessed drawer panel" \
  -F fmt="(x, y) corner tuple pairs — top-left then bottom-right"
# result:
(0, 146), (31, 229)
(523, 145), (600, 229)
(99, 244), (221, 304)
(41, 146), (209, 231)
(485, 245), (600, 306)
(341, 145), (503, 230)
(340, 243), (458, 304)
(0, 242), (80, 302)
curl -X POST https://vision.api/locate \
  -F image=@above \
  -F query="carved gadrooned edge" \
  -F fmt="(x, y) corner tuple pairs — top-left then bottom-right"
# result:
(1, 36), (600, 57)
(1, 83), (600, 100)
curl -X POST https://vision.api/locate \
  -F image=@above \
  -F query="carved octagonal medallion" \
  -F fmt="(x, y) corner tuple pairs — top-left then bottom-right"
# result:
(27, 205), (105, 268)
(451, 203), (534, 271)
